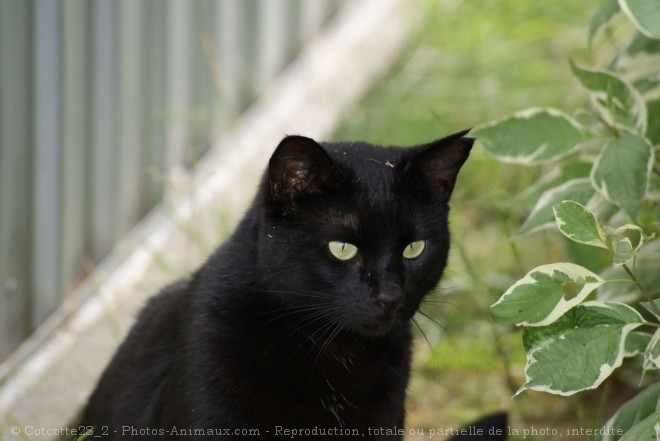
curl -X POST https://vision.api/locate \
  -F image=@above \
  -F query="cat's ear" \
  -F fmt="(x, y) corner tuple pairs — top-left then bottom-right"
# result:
(268, 135), (335, 211)
(406, 129), (474, 196)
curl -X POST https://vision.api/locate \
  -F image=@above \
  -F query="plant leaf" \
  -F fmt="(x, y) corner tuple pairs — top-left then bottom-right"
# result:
(473, 108), (586, 165)
(612, 237), (635, 265)
(589, 0), (620, 49)
(517, 179), (594, 236)
(619, 411), (660, 441)
(553, 200), (608, 249)
(646, 98), (660, 145)
(596, 381), (660, 441)
(619, 0), (660, 39)
(606, 224), (655, 265)
(644, 329), (660, 370)
(641, 299), (660, 321)
(490, 263), (605, 327)
(624, 331), (652, 357)
(570, 61), (647, 132)
(590, 132), (654, 219)
(598, 242), (660, 302)
(608, 32), (660, 93)
(518, 302), (644, 396)
(610, 33), (660, 143)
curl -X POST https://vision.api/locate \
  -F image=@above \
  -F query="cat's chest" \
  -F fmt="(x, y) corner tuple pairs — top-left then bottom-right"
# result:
(255, 377), (402, 435)
(211, 343), (407, 432)
(318, 377), (361, 427)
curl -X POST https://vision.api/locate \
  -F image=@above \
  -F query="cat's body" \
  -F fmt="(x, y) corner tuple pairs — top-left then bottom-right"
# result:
(81, 132), (506, 440)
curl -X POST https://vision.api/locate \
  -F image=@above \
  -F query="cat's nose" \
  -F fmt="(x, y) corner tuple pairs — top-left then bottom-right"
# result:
(375, 287), (403, 316)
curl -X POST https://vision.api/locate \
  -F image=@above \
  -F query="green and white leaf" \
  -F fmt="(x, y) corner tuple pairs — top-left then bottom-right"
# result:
(516, 179), (594, 236)
(585, 191), (622, 221)
(589, 0), (620, 49)
(624, 331), (653, 357)
(606, 224), (655, 265)
(646, 97), (660, 145)
(590, 133), (654, 219)
(491, 263), (605, 327)
(619, 411), (660, 441)
(473, 108), (586, 165)
(570, 61), (647, 132)
(518, 302), (644, 396)
(619, 0), (660, 39)
(553, 200), (608, 249)
(598, 243), (660, 302)
(644, 329), (660, 370)
(612, 34), (660, 144)
(597, 381), (660, 441)
(641, 299), (660, 321)
(614, 37), (660, 98)
(620, 224), (654, 249)
(612, 237), (635, 265)
(516, 161), (592, 208)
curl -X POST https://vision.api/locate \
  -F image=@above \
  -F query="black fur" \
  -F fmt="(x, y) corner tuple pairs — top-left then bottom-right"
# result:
(80, 131), (504, 440)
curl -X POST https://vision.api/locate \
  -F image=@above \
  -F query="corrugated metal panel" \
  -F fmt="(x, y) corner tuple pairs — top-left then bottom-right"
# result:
(89, 0), (118, 262)
(0, 0), (337, 364)
(32, 0), (62, 329)
(0, 0), (34, 358)
(143, 0), (168, 207)
(60, 0), (90, 303)
(216, 0), (245, 120)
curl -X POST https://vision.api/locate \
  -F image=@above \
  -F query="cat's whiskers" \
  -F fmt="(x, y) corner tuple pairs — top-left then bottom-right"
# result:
(307, 315), (347, 381)
(413, 308), (462, 377)
(419, 298), (461, 310)
(254, 303), (336, 322)
(412, 317), (440, 390)
(285, 314), (341, 377)
(257, 288), (336, 299)
(270, 307), (342, 352)
(264, 310), (343, 348)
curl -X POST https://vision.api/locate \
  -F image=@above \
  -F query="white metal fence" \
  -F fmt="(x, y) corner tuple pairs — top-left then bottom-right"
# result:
(0, 0), (340, 364)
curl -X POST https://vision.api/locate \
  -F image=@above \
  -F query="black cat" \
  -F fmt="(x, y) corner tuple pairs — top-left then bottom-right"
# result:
(80, 130), (507, 440)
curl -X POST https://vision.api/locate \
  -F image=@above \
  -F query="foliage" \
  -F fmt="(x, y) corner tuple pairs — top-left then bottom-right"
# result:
(475, 0), (660, 438)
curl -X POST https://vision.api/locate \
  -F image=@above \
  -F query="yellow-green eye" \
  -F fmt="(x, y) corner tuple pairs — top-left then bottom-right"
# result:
(403, 240), (426, 259)
(328, 241), (358, 261)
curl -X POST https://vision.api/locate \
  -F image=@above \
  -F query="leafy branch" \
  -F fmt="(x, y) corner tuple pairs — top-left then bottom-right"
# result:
(473, 0), (660, 438)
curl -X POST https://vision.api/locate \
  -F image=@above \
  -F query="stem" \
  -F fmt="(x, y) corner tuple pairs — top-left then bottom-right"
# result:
(497, 212), (525, 275)
(595, 381), (611, 432)
(623, 263), (660, 316)
(490, 314), (519, 397)
(592, 108), (619, 138)
(602, 278), (636, 284)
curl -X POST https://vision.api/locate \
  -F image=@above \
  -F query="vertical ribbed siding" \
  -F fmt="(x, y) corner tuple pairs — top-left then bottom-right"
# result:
(0, 0), (340, 364)
(0, 0), (34, 359)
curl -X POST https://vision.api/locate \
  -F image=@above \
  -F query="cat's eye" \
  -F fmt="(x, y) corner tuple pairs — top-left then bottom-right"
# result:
(403, 240), (426, 259)
(328, 241), (358, 261)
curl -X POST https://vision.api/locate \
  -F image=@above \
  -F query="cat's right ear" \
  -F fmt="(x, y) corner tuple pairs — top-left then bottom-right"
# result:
(406, 129), (474, 197)
(268, 135), (335, 213)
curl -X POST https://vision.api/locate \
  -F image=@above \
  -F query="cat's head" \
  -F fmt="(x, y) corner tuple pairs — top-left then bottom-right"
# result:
(257, 130), (473, 337)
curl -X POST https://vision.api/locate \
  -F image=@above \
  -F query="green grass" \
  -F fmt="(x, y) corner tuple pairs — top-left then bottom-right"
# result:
(333, 0), (605, 438)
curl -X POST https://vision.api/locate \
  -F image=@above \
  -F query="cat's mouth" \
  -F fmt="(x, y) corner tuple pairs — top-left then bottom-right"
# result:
(346, 297), (409, 337)
(353, 315), (402, 337)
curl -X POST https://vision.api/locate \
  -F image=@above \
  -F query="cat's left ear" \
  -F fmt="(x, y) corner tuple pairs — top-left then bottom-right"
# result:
(268, 135), (335, 212)
(406, 129), (474, 196)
